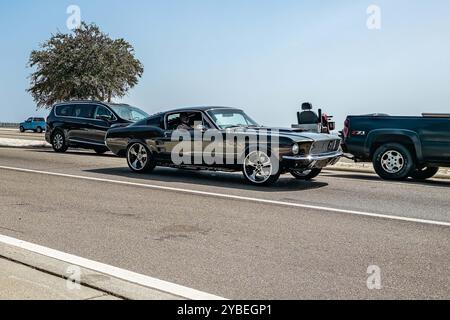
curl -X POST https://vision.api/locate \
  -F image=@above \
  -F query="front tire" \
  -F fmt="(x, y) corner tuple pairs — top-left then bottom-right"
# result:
(126, 142), (155, 173)
(372, 143), (414, 180)
(51, 131), (68, 153)
(242, 150), (281, 186)
(410, 166), (439, 180)
(290, 168), (322, 181)
(19, 126), (24, 133)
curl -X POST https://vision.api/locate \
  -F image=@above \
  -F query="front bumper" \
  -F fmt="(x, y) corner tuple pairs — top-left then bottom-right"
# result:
(282, 150), (343, 169)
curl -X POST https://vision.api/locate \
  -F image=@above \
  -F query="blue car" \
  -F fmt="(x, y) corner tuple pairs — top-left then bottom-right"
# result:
(19, 117), (46, 133)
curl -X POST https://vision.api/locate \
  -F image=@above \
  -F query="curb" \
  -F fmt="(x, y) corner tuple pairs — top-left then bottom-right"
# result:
(328, 163), (450, 180)
(0, 242), (183, 300)
(0, 138), (51, 149)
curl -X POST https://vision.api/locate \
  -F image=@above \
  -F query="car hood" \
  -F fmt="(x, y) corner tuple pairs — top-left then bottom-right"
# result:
(226, 127), (339, 142)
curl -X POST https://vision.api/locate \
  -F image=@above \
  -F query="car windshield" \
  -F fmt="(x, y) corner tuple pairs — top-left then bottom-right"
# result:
(109, 105), (149, 122)
(207, 109), (260, 129)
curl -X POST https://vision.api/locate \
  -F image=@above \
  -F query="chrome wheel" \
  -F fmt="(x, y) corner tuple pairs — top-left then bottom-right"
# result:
(53, 133), (64, 149)
(243, 151), (273, 184)
(127, 143), (149, 171)
(380, 150), (404, 174)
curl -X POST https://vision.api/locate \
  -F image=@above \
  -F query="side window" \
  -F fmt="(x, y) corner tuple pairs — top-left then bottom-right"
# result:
(56, 105), (74, 117)
(166, 112), (208, 131)
(94, 106), (114, 120)
(73, 104), (95, 119)
(167, 113), (181, 130)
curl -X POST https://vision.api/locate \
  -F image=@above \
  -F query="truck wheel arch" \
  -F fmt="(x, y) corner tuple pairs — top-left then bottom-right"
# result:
(365, 129), (423, 163)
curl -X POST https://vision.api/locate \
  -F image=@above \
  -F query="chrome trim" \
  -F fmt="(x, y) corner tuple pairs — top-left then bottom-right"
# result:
(283, 151), (343, 162)
(68, 139), (107, 146)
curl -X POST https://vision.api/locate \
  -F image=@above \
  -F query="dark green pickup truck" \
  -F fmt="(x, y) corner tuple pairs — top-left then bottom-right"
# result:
(341, 113), (450, 180)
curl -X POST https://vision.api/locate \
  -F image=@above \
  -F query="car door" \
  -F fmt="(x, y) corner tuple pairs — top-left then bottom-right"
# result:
(88, 105), (117, 145)
(68, 104), (97, 144)
(24, 118), (32, 130)
(157, 112), (210, 165)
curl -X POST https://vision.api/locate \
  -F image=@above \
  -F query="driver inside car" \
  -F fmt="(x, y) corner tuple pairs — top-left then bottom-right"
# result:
(177, 113), (192, 131)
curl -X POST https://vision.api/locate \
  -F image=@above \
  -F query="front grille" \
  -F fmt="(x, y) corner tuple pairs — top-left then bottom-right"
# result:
(310, 139), (340, 154)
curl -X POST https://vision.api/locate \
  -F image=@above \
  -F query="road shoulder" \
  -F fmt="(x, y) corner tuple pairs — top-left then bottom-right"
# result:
(0, 241), (183, 300)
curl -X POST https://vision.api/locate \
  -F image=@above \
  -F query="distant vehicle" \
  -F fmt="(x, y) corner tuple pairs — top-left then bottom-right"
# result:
(341, 113), (450, 180)
(105, 106), (342, 186)
(292, 102), (336, 134)
(45, 101), (149, 154)
(19, 117), (46, 133)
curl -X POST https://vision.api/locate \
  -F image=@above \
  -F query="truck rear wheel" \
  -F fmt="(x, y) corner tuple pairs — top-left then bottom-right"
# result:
(410, 166), (439, 180)
(372, 143), (414, 180)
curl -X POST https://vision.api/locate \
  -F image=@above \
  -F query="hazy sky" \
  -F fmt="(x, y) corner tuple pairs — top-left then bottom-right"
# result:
(0, 0), (449, 129)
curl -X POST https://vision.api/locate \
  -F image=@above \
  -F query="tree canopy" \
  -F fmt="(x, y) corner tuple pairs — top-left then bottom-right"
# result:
(28, 22), (144, 108)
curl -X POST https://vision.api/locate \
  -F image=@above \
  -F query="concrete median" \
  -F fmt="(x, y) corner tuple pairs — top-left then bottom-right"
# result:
(0, 138), (51, 148)
(328, 161), (450, 180)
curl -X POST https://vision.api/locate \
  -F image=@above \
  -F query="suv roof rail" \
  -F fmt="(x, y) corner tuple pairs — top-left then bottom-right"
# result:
(422, 113), (450, 118)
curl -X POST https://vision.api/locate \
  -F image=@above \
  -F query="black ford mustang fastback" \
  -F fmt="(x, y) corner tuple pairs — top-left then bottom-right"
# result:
(105, 107), (342, 185)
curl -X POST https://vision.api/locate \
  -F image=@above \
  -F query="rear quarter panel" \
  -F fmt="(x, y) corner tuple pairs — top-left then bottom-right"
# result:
(105, 126), (165, 156)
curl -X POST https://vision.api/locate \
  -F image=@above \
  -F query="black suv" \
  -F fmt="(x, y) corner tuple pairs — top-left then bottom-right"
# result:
(45, 101), (149, 154)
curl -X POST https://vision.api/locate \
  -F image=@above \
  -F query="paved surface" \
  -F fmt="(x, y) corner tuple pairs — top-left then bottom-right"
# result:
(0, 129), (45, 141)
(0, 257), (120, 300)
(0, 146), (449, 299)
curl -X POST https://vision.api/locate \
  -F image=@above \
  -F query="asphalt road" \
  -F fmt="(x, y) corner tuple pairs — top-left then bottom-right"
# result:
(0, 146), (449, 299)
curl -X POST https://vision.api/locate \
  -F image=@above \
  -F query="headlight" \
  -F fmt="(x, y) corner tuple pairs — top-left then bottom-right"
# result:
(292, 143), (300, 155)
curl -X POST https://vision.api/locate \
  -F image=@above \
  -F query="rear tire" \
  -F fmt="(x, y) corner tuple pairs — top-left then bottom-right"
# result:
(410, 166), (439, 180)
(126, 142), (156, 173)
(36, 127), (42, 133)
(372, 143), (414, 180)
(51, 131), (68, 153)
(290, 168), (322, 181)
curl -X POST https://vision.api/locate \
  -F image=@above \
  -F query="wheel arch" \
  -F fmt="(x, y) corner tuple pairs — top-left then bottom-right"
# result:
(366, 129), (423, 163)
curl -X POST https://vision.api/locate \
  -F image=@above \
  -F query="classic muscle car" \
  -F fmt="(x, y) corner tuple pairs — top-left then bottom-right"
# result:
(105, 107), (342, 185)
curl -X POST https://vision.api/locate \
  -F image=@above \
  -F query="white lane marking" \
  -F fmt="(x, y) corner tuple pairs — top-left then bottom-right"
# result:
(1, 165), (449, 228)
(0, 234), (226, 300)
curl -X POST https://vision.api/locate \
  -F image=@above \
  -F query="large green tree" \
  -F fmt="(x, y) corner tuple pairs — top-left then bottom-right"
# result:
(28, 22), (144, 108)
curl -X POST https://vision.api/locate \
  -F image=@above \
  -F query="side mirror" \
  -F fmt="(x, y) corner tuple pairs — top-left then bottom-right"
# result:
(97, 115), (113, 122)
(195, 124), (208, 132)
